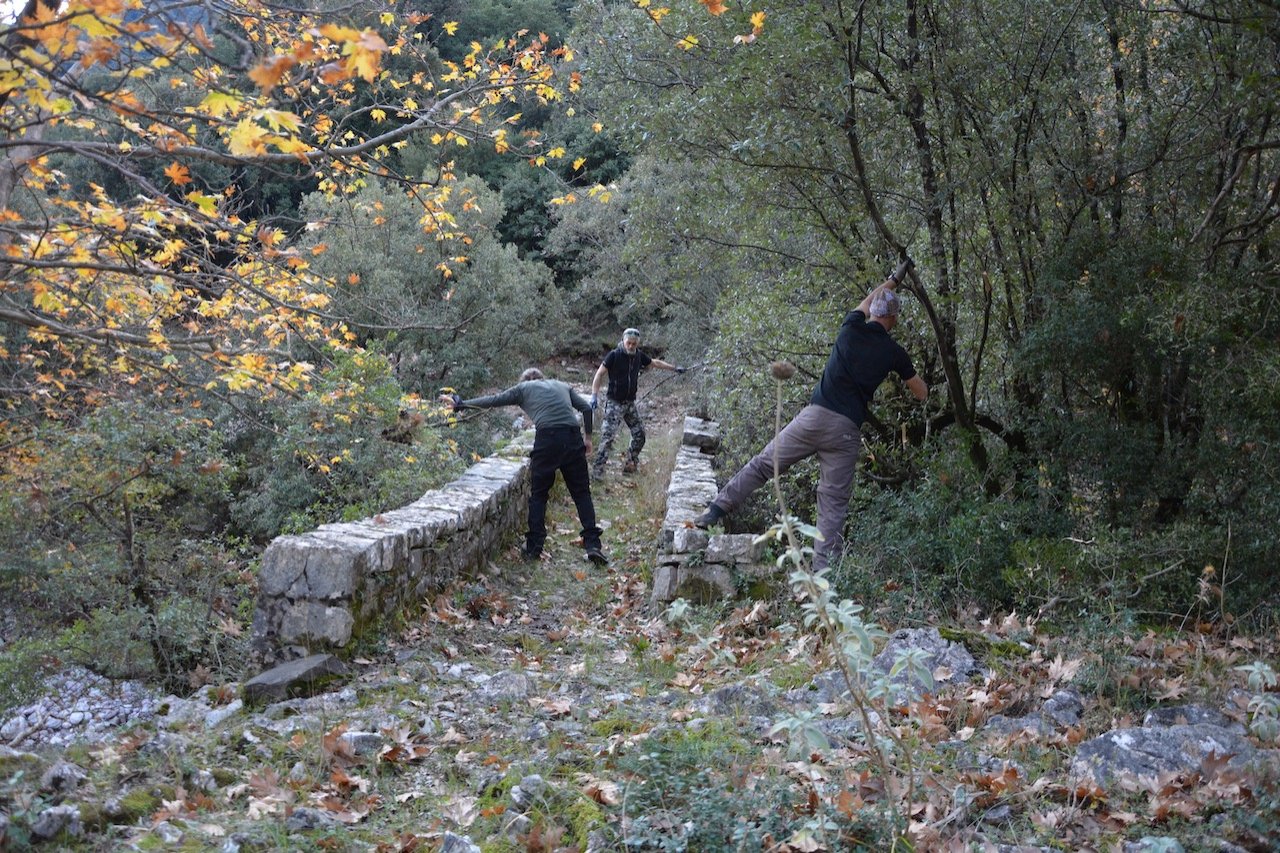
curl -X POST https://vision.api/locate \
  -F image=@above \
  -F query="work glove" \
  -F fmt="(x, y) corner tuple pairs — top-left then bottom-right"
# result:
(675, 366), (687, 375)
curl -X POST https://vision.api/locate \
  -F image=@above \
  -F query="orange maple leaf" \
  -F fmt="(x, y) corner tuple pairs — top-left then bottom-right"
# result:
(163, 162), (191, 186)
(248, 55), (296, 95)
(700, 0), (729, 14)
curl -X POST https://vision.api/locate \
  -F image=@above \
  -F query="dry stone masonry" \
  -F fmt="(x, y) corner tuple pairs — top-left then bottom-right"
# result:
(250, 433), (535, 664)
(652, 417), (771, 607)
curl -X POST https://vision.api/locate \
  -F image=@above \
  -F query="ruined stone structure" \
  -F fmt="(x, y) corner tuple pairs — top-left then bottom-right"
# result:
(249, 414), (768, 665)
(652, 416), (772, 607)
(250, 433), (535, 664)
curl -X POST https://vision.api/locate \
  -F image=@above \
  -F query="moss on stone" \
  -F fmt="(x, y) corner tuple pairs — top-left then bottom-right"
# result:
(118, 787), (164, 822)
(564, 796), (607, 849)
(937, 626), (1031, 658)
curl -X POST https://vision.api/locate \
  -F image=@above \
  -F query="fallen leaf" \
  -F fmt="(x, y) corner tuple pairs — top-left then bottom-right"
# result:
(1047, 654), (1084, 684)
(580, 774), (620, 805)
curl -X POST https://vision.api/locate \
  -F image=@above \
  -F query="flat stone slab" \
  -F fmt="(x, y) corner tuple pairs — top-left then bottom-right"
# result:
(1070, 723), (1264, 787)
(244, 654), (349, 705)
(681, 416), (721, 452)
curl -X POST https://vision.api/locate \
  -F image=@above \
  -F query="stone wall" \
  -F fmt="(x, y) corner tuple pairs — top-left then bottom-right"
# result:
(250, 433), (535, 664)
(652, 417), (770, 607)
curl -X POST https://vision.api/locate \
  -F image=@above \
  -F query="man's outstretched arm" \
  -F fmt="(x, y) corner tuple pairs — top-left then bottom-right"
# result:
(856, 276), (898, 315)
(439, 386), (522, 410)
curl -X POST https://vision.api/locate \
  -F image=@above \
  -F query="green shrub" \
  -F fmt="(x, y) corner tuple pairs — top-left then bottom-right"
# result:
(608, 726), (816, 851)
(226, 346), (461, 541)
(0, 635), (59, 714)
(830, 441), (1070, 618)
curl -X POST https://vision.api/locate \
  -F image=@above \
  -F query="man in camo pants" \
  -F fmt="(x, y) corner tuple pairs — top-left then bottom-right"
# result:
(590, 328), (684, 478)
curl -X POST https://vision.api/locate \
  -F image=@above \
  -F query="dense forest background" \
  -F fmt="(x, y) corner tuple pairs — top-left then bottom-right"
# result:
(0, 0), (1276, 703)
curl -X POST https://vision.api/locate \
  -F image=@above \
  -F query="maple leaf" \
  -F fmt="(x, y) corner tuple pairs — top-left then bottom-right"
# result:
(699, 0), (729, 14)
(1047, 654), (1083, 684)
(347, 30), (389, 82)
(1155, 675), (1187, 700)
(164, 162), (192, 185)
(441, 794), (479, 827)
(443, 21), (459, 35)
(248, 55), (296, 95)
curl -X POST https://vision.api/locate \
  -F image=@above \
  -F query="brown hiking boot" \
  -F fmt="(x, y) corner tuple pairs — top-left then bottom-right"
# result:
(622, 459), (637, 474)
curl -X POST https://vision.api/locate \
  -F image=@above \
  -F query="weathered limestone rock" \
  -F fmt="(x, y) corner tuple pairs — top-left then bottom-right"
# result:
(872, 627), (984, 698)
(258, 535), (364, 600)
(671, 526), (709, 553)
(30, 804), (82, 841)
(0, 746), (42, 775)
(279, 600), (356, 646)
(1141, 704), (1239, 730)
(40, 761), (86, 797)
(653, 418), (774, 608)
(652, 560), (735, 605)
(794, 629), (982, 707)
(681, 416), (721, 452)
(475, 671), (534, 705)
(984, 689), (1084, 736)
(1070, 723), (1265, 787)
(337, 731), (384, 756)
(243, 654), (349, 705)
(706, 533), (764, 565)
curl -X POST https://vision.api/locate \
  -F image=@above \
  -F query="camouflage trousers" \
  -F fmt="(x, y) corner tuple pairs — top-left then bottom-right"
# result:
(593, 399), (645, 473)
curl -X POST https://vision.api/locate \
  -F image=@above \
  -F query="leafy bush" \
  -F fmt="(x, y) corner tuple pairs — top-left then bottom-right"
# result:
(609, 726), (813, 851)
(295, 174), (569, 397)
(0, 345), (464, 689)
(829, 441), (1070, 617)
(1015, 234), (1280, 623)
(226, 346), (461, 541)
(0, 635), (59, 715)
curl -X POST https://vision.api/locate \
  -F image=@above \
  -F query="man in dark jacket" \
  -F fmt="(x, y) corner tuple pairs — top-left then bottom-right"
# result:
(695, 274), (927, 570)
(589, 328), (684, 478)
(442, 368), (606, 565)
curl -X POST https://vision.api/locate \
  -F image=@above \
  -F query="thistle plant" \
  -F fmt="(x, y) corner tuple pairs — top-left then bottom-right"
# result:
(1236, 661), (1280, 741)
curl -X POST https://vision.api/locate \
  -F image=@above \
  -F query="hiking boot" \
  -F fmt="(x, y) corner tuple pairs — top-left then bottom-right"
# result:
(621, 459), (637, 474)
(591, 464), (605, 481)
(693, 503), (726, 530)
(520, 547), (542, 563)
(585, 545), (607, 566)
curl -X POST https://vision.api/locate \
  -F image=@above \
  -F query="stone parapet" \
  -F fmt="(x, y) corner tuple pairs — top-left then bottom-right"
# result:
(250, 432), (534, 664)
(653, 417), (772, 608)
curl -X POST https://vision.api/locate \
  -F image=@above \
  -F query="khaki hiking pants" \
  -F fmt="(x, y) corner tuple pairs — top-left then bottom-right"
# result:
(714, 405), (861, 570)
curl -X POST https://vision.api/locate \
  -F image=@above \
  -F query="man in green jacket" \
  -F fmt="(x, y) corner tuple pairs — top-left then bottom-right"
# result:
(443, 369), (606, 565)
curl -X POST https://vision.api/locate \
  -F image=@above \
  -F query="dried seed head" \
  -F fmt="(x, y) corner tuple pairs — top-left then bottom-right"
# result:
(770, 361), (796, 381)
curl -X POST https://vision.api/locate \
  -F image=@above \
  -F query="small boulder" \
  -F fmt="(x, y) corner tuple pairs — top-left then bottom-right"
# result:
(243, 654), (348, 704)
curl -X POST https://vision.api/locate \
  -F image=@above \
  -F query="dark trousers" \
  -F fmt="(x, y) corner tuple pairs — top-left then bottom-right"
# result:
(527, 426), (602, 554)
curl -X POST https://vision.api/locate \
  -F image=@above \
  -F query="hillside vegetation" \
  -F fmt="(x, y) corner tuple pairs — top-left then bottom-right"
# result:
(1, 0), (1277, 848)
